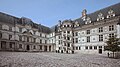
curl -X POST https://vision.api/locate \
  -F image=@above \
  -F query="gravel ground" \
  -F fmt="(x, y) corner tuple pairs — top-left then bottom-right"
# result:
(0, 52), (120, 67)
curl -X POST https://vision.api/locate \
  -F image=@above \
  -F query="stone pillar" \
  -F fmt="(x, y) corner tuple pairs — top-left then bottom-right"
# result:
(6, 42), (9, 50)
(47, 45), (49, 52)
(42, 45), (44, 51)
(51, 45), (54, 52)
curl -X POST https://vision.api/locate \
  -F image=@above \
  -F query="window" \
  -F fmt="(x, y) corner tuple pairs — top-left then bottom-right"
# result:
(93, 38), (95, 40)
(59, 36), (60, 39)
(19, 44), (22, 49)
(33, 31), (36, 35)
(40, 39), (42, 44)
(59, 47), (61, 50)
(85, 46), (88, 49)
(109, 25), (114, 31)
(99, 27), (103, 33)
(94, 46), (97, 49)
(75, 32), (78, 36)
(76, 47), (78, 50)
(109, 33), (114, 38)
(19, 28), (22, 32)
(67, 37), (70, 40)
(89, 46), (92, 49)
(99, 35), (103, 41)
(99, 46), (102, 49)
(67, 43), (70, 47)
(82, 32), (84, 34)
(45, 35), (46, 38)
(19, 35), (22, 41)
(9, 27), (12, 31)
(9, 35), (12, 40)
(73, 38), (74, 43)
(40, 33), (42, 37)
(33, 38), (36, 43)
(39, 45), (42, 50)
(45, 40), (47, 44)
(33, 46), (36, 49)
(67, 31), (70, 34)
(9, 43), (12, 48)
(87, 36), (90, 42)
(59, 40), (60, 44)
(86, 30), (90, 34)
(27, 37), (29, 42)
(52, 39), (53, 43)
(79, 46), (81, 50)
(75, 38), (78, 43)
(67, 25), (69, 27)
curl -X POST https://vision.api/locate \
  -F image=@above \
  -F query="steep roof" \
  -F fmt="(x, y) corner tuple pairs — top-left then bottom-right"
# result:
(75, 2), (120, 25)
(0, 12), (51, 33)
(0, 12), (19, 25)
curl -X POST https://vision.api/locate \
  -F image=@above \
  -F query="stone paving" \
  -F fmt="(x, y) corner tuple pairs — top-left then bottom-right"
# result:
(0, 52), (120, 67)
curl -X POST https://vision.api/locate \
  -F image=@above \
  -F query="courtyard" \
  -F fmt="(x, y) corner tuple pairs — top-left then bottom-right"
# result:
(0, 52), (120, 67)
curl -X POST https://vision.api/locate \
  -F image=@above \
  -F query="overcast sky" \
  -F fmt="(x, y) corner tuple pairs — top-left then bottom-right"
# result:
(0, 0), (120, 27)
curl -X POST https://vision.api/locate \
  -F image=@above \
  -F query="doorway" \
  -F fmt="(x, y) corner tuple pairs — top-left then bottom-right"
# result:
(26, 45), (30, 50)
(99, 49), (102, 54)
(49, 46), (51, 51)
(44, 46), (47, 51)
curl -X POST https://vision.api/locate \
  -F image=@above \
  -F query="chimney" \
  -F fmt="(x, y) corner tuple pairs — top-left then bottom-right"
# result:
(82, 9), (87, 17)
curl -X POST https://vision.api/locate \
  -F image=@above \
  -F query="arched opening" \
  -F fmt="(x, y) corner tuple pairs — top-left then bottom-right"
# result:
(44, 46), (47, 51)
(26, 45), (30, 50)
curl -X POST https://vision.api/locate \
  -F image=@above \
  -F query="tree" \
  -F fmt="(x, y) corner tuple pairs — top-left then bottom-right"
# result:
(105, 36), (120, 58)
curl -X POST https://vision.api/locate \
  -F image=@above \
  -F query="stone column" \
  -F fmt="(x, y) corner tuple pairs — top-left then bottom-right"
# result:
(6, 42), (9, 50)
(42, 45), (44, 51)
(47, 45), (49, 52)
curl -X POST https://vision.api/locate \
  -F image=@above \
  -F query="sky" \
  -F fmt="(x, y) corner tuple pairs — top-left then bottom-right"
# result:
(0, 0), (120, 27)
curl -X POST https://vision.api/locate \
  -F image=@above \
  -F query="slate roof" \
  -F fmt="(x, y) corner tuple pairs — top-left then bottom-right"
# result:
(0, 12), (19, 25)
(0, 12), (51, 33)
(75, 2), (120, 25)
(0, 2), (120, 33)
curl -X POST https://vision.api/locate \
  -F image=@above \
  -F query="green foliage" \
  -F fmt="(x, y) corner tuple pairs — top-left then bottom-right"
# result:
(105, 36), (120, 52)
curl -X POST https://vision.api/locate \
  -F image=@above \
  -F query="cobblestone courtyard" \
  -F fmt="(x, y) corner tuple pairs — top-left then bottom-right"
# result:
(0, 52), (120, 67)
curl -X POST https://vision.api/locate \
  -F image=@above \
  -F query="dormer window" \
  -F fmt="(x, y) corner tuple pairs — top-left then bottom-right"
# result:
(64, 25), (66, 27)
(107, 9), (115, 18)
(74, 21), (80, 27)
(97, 13), (104, 21)
(67, 25), (69, 27)
(85, 17), (91, 24)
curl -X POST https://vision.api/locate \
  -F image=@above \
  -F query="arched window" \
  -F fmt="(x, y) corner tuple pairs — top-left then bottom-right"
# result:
(107, 9), (115, 18)
(85, 17), (91, 24)
(97, 13), (104, 21)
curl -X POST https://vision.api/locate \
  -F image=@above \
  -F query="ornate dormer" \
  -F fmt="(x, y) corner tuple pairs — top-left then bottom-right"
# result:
(21, 17), (33, 28)
(107, 9), (115, 18)
(85, 17), (91, 24)
(97, 13), (104, 21)
(74, 21), (80, 27)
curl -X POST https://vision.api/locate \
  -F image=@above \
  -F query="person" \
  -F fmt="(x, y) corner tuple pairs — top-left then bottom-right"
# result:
(108, 52), (110, 57)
